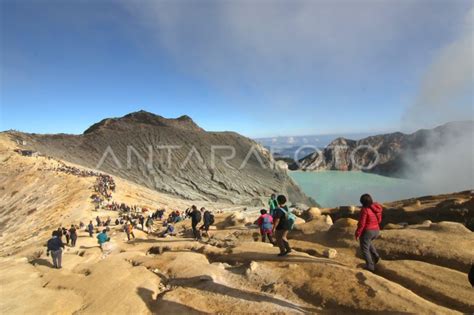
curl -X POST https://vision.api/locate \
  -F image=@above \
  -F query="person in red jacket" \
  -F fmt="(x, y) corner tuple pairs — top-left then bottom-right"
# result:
(355, 194), (383, 272)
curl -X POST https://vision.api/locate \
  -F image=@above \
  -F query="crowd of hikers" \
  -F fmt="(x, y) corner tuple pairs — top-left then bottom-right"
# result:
(43, 187), (474, 286)
(94, 174), (115, 200)
(51, 164), (100, 177)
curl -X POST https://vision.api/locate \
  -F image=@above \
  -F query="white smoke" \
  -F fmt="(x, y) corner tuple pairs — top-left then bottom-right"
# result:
(402, 7), (474, 194)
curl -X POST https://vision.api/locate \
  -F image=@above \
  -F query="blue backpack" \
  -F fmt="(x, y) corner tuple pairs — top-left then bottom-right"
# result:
(280, 207), (296, 230)
(261, 215), (272, 230)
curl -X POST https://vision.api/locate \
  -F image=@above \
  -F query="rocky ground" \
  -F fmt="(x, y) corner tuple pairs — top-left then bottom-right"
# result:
(0, 133), (473, 314)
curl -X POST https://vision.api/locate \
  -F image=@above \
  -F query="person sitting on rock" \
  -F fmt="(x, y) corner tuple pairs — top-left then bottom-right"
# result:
(46, 230), (65, 269)
(159, 222), (175, 237)
(355, 193), (383, 272)
(272, 195), (292, 256)
(256, 209), (275, 244)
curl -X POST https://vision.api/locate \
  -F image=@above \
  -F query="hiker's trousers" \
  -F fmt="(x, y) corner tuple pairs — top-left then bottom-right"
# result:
(360, 229), (380, 271)
(275, 229), (291, 254)
(51, 249), (62, 268)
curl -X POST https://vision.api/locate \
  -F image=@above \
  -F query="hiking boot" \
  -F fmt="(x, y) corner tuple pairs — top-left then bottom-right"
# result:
(277, 252), (287, 257)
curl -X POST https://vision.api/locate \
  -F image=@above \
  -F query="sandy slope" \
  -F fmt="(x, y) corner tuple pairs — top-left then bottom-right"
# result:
(0, 134), (473, 314)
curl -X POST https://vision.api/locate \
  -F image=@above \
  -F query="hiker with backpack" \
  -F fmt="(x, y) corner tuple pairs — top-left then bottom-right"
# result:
(268, 194), (278, 216)
(256, 209), (275, 244)
(272, 195), (295, 256)
(46, 230), (65, 269)
(190, 205), (202, 241)
(200, 208), (214, 237)
(355, 193), (383, 272)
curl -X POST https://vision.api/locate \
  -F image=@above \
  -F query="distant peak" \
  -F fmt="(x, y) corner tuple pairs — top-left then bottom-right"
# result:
(83, 111), (202, 134)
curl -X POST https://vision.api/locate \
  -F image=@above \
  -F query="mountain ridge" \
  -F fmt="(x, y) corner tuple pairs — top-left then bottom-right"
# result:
(291, 120), (474, 176)
(5, 111), (314, 206)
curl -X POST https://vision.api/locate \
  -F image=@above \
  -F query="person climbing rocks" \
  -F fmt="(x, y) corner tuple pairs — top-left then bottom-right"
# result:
(190, 205), (202, 241)
(355, 193), (383, 272)
(268, 194), (278, 216)
(256, 209), (274, 244)
(272, 195), (292, 256)
(97, 229), (110, 252)
(69, 225), (77, 247)
(200, 208), (214, 238)
(145, 215), (153, 234)
(96, 216), (101, 227)
(124, 221), (135, 241)
(87, 221), (94, 237)
(46, 230), (65, 269)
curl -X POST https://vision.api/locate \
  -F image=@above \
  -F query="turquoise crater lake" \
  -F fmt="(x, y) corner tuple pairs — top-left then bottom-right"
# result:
(289, 171), (424, 208)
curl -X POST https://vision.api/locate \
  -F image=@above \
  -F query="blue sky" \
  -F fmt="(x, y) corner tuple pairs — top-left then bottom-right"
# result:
(1, 0), (472, 137)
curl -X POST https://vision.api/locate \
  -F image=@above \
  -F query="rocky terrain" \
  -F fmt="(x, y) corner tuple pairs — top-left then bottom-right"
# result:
(290, 121), (474, 176)
(0, 132), (473, 314)
(4, 110), (313, 206)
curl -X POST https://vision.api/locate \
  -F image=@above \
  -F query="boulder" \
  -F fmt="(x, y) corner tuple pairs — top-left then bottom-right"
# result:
(429, 221), (471, 234)
(294, 217), (306, 225)
(228, 212), (249, 226)
(331, 218), (358, 230)
(383, 223), (403, 230)
(323, 248), (337, 259)
(293, 203), (309, 211)
(323, 215), (333, 226)
(307, 207), (322, 220)
(338, 205), (357, 215)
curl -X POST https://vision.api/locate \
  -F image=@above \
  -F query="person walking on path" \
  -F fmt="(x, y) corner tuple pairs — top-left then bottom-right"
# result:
(355, 193), (383, 272)
(87, 221), (94, 237)
(256, 209), (274, 244)
(272, 195), (292, 256)
(190, 205), (202, 241)
(46, 231), (65, 269)
(69, 225), (77, 247)
(145, 215), (154, 234)
(62, 227), (70, 245)
(97, 229), (110, 252)
(124, 221), (135, 241)
(200, 208), (214, 238)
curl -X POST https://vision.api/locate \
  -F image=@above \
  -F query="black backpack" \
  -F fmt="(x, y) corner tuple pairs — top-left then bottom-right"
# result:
(194, 210), (202, 222)
(209, 213), (215, 225)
